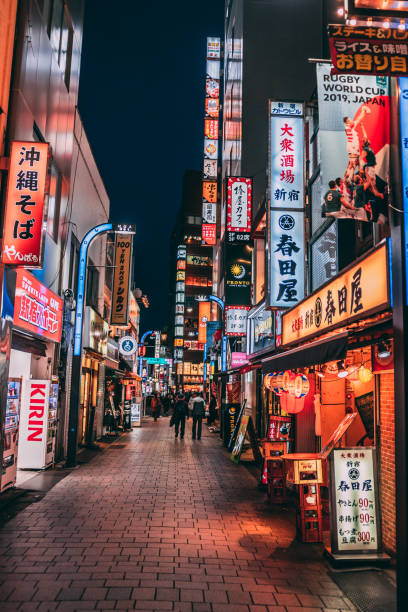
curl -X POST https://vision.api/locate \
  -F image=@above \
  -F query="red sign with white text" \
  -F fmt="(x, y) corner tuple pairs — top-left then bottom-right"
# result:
(202, 223), (216, 245)
(14, 270), (63, 342)
(2, 141), (49, 267)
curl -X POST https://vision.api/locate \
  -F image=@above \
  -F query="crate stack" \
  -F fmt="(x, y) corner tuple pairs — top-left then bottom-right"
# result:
(267, 457), (286, 504)
(297, 483), (323, 542)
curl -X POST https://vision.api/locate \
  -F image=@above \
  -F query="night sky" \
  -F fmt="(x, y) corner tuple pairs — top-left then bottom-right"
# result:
(78, 1), (224, 334)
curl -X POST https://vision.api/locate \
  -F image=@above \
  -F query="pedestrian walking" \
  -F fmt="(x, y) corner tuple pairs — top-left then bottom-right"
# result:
(208, 393), (217, 426)
(190, 392), (206, 440)
(173, 393), (189, 439)
(151, 393), (161, 422)
(162, 394), (170, 416)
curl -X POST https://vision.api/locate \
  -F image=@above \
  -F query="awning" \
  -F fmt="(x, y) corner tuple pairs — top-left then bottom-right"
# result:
(262, 332), (348, 374)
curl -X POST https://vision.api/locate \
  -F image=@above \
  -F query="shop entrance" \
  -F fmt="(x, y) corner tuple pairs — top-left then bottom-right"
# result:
(80, 356), (100, 446)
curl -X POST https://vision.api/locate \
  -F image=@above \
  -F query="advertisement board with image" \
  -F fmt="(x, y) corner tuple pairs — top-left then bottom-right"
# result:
(317, 63), (390, 225)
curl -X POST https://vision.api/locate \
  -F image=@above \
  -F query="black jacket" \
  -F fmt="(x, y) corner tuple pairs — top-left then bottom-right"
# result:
(174, 400), (188, 419)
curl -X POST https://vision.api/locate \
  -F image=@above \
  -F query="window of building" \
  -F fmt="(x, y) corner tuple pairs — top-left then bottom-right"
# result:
(47, 162), (62, 242)
(68, 234), (79, 297)
(86, 258), (100, 312)
(47, 0), (74, 90)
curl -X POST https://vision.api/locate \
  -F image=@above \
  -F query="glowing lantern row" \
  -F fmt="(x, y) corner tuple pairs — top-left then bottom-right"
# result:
(264, 371), (310, 399)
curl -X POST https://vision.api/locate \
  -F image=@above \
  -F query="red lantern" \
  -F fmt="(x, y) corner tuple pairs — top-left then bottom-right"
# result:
(286, 396), (305, 415)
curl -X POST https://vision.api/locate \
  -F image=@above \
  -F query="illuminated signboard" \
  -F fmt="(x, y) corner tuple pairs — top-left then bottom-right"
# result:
(204, 119), (219, 139)
(268, 101), (305, 310)
(225, 243), (252, 306)
(14, 269), (63, 343)
(111, 233), (132, 326)
(202, 223), (216, 245)
(198, 301), (211, 344)
(225, 306), (250, 337)
(400, 77), (408, 304)
(346, 0), (408, 18)
(282, 243), (389, 346)
(207, 37), (221, 58)
(328, 24), (408, 77)
(226, 178), (252, 241)
(331, 447), (380, 553)
(174, 244), (186, 362)
(203, 159), (217, 179)
(2, 141), (49, 267)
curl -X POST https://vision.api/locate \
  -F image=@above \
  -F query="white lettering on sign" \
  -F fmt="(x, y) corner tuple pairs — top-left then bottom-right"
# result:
(27, 383), (46, 442)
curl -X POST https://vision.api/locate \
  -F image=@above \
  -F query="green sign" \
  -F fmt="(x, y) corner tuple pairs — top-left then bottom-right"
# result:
(145, 358), (166, 365)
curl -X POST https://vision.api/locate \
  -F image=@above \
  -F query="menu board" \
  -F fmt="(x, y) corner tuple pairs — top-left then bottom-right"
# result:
(331, 447), (380, 553)
(267, 416), (292, 441)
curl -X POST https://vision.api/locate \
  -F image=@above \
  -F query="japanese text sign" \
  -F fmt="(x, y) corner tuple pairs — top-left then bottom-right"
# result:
(269, 102), (304, 209)
(202, 223), (216, 245)
(282, 243), (389, 346)
(14, 269), (62, 342)
(2, 141), (49, 267)
(328, 24), (408, 77)
(225, 306), (250, 337)
(198, 301), (211, 344)
(269, 210), (304, 309)
(207, 37), (221, 59)
(227, 177), (252, 234)
(111, 233), (132, 326)
(331, 447), (380, 553)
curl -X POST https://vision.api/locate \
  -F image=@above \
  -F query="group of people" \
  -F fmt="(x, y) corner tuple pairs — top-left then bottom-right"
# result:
(322, 106), (387, 224)
(149, 391), (218, 441)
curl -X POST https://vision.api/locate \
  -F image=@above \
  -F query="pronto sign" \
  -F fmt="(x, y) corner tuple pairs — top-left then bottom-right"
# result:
(111, 233), (132, 326)
(14, 269), (63, 343)
(2, 141), (49, 267)
(282, 243), (389, 346)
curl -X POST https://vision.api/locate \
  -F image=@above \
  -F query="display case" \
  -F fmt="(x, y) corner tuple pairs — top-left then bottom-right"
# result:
(1, 378), (22, 492)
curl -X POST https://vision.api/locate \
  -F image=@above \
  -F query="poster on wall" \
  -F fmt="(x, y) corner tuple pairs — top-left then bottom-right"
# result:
(316, 63), (390, 224)
(330, 447), (380, 553)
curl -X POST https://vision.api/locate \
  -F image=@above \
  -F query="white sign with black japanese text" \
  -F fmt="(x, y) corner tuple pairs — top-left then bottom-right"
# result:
(269, 210), (304, 308)
(225, 306), (249, 337)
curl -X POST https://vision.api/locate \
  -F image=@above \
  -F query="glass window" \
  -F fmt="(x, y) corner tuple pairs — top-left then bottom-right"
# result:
(49, 0), (63, 57)
(47, 163), (62, 242)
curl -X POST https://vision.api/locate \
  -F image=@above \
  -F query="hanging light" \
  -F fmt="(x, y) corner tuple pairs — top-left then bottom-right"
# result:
(377, 340), (391, 359)
(337, 7), (344, 16)
(350, 17), (357, 25)
(399, 20), (406, 31)
(358, 365), (373, 383)
(383, 19), (390, 29)
(337, 360), (349, 378)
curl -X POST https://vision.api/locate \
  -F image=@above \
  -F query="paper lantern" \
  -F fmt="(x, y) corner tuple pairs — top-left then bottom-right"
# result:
(286, 395), (305, 414)
(358, 365), (373, 383)
(294, 374), (310, 399)
(282, 370), (293, 392)
(272, 371), (285, 395)
(264, 373), (273, 390)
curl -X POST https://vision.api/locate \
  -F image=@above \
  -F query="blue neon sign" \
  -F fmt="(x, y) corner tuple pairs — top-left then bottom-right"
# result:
(400, 77), (408, 304)
(221, 335), (227, 372)
(73, 223), (113, 356)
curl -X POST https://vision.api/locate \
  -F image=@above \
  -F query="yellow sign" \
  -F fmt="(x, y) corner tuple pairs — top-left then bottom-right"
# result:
(111, 234), (132, 326)
(282, 244), (389, 346)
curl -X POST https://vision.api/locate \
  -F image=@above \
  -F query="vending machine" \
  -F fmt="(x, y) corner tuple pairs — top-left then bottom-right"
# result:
(1, 378), (22, 492)
(18, 378), (58, 470)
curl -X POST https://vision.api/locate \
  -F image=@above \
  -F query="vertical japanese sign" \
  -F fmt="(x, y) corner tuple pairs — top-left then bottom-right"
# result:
(202, 37), (221, 245)
(174, 245), (186, 362)
(198, 301), (211, 344)
(316, 63), (390, 224)
(268, 102), (304, 308)
(111, 233), (132, 325)
(226, 177), (252, 242)
(331, 447), (380, 553)
(2, 141), (49, 267)
(399, 77), (408, 304)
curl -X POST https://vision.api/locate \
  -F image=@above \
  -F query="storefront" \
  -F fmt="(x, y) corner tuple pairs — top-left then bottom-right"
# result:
(81, 306), (108, 446)
(1, 269), (63, 491)
(260, 242), (396, 556)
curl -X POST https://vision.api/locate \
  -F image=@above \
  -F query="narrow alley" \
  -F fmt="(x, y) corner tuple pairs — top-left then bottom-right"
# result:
(0, 419), (354, 611)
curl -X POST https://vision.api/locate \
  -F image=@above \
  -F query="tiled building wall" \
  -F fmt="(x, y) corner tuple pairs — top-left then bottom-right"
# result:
(379, 372), (396, 554)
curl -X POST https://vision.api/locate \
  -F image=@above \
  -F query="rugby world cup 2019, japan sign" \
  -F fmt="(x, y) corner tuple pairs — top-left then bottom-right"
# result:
(328, 24), (408, 77)
(281, 243), (389, 346)
(2, 141), (49, 267)
(14, 269), (63, 343)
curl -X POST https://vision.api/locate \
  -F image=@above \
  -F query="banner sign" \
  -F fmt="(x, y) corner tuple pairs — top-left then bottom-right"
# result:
(282, 243), (389, 346)
(248, 303), (275, 355)
(198, 301), (211, 344)
(331, 447), (380, 553)
(225, 306), (250, 337)
(269, 102), (304, 209)
(13, 269), (63, 343)
(174, 244), (186, 361)
(202, 37), (221, 245)
(111, 233), (132, 326)
(2, 141), (49, 267)
(231, 352), (248, 368)
(328, 24), (408, 77)
(269, 210), (304, 309)
(225, 243), (252, 305)
(316, 63), (390, 224)
(205, 321), (222, 355)
(226, 177), (252, 242)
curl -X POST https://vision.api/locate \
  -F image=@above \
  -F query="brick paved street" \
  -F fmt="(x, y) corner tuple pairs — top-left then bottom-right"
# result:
(0, 418), (355, 611)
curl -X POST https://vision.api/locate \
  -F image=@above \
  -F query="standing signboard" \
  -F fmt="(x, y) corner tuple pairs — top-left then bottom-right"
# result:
(2, 141), (49, 267)
(18, 379), (51, 470)
(267, 101), (305, 309)
(111, 233), (132, 326)
(330, 447), (381, 554)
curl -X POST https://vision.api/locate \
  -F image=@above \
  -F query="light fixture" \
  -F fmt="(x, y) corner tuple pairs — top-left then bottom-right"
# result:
(383, 19), (390, 28)
(337, 7), (344, 16)
(337, 360), (349, 378)
(316, 368), (325, 379)
(358, 365), (373, 383)
(350, 17), (357, 25)
(399, 20), (406, 31)
(377, 340), (391, 359)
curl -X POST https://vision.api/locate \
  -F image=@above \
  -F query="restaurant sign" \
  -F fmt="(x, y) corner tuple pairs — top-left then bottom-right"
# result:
(330, 447), (380, 553)
(111, 233), (132, 326)
(282, 243), (389, 346)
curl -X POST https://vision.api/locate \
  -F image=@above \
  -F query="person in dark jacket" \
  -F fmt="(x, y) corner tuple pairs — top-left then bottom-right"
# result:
(190, 392), (206, 440)
(173, 393), (189, 439)
(207, 394), (217, 426)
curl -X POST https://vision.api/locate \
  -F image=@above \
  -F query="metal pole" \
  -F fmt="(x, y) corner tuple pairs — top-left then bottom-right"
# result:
(66, 223), (112, 467)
